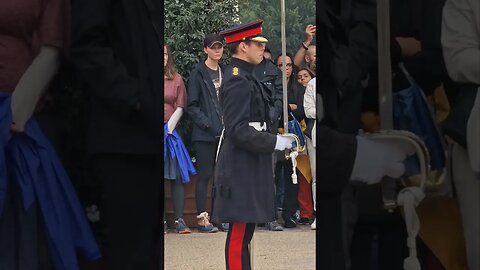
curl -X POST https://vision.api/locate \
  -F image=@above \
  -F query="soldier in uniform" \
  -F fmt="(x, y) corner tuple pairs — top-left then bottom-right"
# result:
(213, 20), (295, 270)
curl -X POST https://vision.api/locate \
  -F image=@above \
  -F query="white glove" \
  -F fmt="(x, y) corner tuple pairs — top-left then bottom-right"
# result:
(167, 107), (183, 134)
(350, 136), (415, 184)
(275, 135), (294, 151)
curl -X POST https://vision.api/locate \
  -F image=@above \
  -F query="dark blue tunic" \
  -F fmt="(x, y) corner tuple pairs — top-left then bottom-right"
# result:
(212, 58), (277, 224)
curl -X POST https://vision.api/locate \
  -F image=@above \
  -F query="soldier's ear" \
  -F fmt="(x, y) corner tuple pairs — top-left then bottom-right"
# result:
(239, 42), (248, 53)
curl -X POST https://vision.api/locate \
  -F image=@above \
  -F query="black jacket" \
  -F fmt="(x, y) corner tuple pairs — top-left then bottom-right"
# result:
(254, 58), (283, 131)
(187, 61), (224, 142)
(362, 0), (448, 112)
(317, 0), (377, 134)
(212, 58), (277, 223)
(71, 0), (162, 155)
(317, 0), (377, 269)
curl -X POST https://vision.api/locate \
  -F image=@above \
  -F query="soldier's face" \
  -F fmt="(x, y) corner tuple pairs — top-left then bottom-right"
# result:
(204, 43), (224, 62)
(245, 41), (266, 65)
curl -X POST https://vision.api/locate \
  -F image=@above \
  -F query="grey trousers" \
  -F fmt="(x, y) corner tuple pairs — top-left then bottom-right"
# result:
(451, 143), (480, 270)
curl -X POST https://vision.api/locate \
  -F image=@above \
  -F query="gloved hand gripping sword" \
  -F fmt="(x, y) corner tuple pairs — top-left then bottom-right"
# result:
(279, 0), (303, 185)
(375, 1), (430, 268)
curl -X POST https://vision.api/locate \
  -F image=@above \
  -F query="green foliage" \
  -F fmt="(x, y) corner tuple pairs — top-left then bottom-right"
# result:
(164, 0), (239, 78)
(238, 0), (316, 59)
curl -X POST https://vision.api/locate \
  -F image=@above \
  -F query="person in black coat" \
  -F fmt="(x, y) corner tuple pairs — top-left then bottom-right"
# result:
(254, 56), (283, 131)
(213, 20), (295, 270)
(253, 55), (286, 231)
(187, 33), (226, 233)
(362, 0), (448, 114)
(316, 0), (377, 268)
(274, 53), (307, 228)
(70, 0), (162, 269)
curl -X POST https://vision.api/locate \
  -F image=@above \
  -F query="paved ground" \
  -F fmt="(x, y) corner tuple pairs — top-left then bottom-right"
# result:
(164, 224), (316, 270)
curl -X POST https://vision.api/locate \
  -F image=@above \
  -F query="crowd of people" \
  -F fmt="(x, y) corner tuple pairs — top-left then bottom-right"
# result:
(164, 23), (318, 234)
(0, 0), (478, 269)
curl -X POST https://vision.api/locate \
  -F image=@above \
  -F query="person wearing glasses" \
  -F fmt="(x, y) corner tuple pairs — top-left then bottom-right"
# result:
(274, 53), (309, 228)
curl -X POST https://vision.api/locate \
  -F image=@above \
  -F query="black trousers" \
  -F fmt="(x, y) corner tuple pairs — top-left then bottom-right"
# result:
(277, 160), (298, 221)
(225, 223), (255, 270)
(194, 141), (217, 214)
(93, 154), (161, 270)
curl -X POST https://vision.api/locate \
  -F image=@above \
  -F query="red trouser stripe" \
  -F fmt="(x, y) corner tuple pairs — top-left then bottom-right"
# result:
(228, 223), (246, 270)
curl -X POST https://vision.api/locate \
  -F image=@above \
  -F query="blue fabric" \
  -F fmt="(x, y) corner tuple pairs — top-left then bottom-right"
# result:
(0, 92), (101, 269)
(288, 113), (306, 149)
(393, 64), (446, 176)
(0, 93), (11, 216)
(164, 123), (196, 183)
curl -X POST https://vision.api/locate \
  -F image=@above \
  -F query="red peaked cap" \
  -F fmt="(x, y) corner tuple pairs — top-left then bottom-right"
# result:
(219, 20), (268, 44)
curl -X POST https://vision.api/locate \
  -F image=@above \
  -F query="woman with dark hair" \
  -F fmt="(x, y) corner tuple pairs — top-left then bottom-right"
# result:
(297, 67), (315, 87)
(274, 53), (313, 228)
(164, 44), (195, 234)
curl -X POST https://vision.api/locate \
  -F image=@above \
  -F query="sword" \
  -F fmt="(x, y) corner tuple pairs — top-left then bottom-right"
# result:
(376, 0), (398, 211)
(278, 0), (301, 185)
(375, 2), (430, 267)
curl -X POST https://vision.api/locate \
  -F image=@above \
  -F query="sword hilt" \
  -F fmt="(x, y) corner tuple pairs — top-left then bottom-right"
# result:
(280, 133), (301, 184)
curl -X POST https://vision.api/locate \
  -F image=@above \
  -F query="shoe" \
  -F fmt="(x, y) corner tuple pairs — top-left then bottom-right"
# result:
(175, 218), (191, 234)
(164, 221), (167, 235)
(219, 223), (229, 231)
(284, 217), (297, 228)
(266, 221), (283, 231)
(298, 217), (310, 225)
(196, 212), (219, 233)
(311, 218), (316, 230)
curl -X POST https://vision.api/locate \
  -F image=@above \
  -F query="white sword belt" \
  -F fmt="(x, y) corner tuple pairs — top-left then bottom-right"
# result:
(248, 121), (267, 131)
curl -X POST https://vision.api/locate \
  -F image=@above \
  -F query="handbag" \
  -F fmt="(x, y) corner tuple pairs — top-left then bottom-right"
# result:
(287, 112), (306, 152)
(393, 64), (446, 179)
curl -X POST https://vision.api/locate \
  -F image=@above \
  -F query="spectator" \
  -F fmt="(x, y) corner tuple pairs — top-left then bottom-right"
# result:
(442, 0), (480, 268)
(303, 77), (320, 230)
(71, 1), (163, 268)
(297, 67), (315, 87)
(254, 47), (284, 232)
(264, 46), (273, 61)
(187, 33), (227, 233)
(294, 24), (316, 74)
(275, 53), (309, 228)
(0, 0), (100, 269)
(164, 44), (192, 235)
